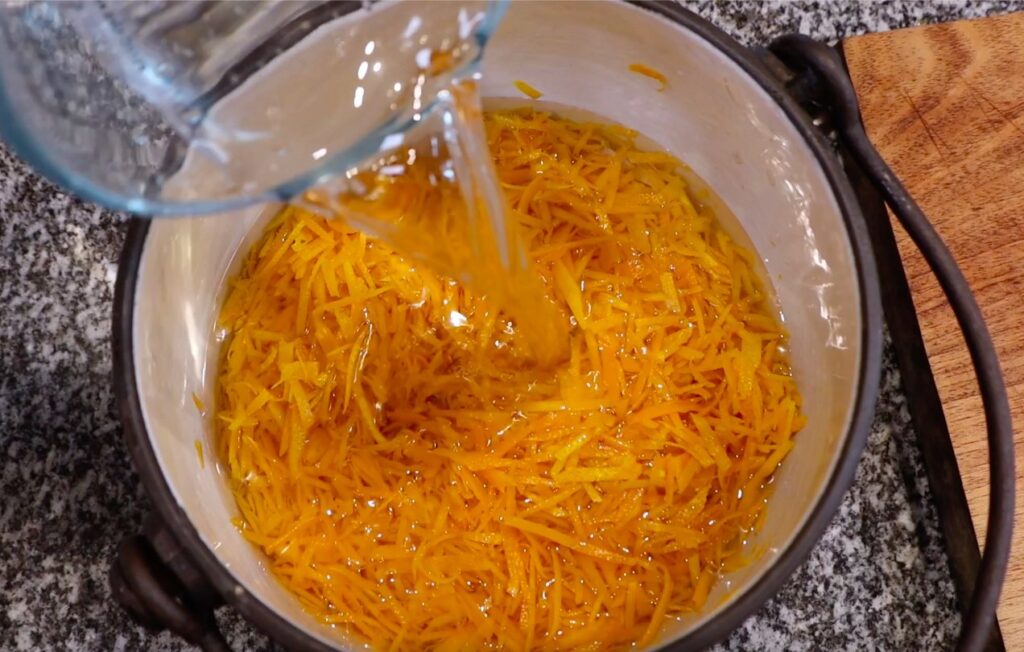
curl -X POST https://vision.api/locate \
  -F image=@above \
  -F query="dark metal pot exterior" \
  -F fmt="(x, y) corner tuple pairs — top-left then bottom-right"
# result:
(111, 4), (884, 650)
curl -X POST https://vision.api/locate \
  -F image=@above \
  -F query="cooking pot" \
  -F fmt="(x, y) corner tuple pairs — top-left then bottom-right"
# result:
(110, 2), (1013, 651)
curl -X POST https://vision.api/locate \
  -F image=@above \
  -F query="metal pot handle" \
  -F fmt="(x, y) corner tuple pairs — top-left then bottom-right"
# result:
(766, 35), (1015, 652)
(110, 516), (230, 652)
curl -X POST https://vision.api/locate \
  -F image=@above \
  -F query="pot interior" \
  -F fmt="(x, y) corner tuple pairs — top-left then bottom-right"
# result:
(129, 2), (864, 649)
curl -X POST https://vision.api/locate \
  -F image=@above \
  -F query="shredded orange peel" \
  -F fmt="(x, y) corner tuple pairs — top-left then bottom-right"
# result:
(514, 80), (544, 99)
(628, 63), (668, 91)
(216, 109), (804, 651)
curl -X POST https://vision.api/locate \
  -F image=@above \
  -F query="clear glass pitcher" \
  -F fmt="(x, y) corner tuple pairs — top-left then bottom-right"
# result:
(0, 0), (506, 216)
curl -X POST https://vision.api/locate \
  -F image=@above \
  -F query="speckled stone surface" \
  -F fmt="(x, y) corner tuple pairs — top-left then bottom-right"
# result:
(0, 2), (1013, 650)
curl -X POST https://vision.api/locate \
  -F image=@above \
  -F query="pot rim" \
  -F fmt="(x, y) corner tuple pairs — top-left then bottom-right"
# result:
(112, 3), (883, 650)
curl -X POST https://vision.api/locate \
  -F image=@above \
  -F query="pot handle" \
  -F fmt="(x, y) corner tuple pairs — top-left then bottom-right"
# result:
(110, 516), (230, 652)
(766, 35), (1015, 652)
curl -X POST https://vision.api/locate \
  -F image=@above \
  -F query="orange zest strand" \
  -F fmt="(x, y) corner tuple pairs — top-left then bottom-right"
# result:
(514, 80), (544, 99)
(628, 63), (668, 91)
(216, 109), (804, 651)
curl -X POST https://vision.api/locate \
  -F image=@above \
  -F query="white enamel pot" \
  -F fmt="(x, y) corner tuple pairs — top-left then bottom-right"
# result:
(114, 2), (1014, 651)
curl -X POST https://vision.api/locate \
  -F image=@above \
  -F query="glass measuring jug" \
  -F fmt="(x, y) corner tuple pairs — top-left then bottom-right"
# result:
(0, 0), (506, 216)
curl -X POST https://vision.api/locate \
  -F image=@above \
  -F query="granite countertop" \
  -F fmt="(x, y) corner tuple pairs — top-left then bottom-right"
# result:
(0, 2), (1012, 651)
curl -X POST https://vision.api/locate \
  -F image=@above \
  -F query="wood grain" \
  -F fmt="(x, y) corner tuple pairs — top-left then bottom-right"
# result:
(845, 13), (1024, 648)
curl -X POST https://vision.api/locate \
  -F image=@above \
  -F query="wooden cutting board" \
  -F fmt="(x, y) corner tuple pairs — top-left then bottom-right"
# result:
(844, 13), (1024, 649)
